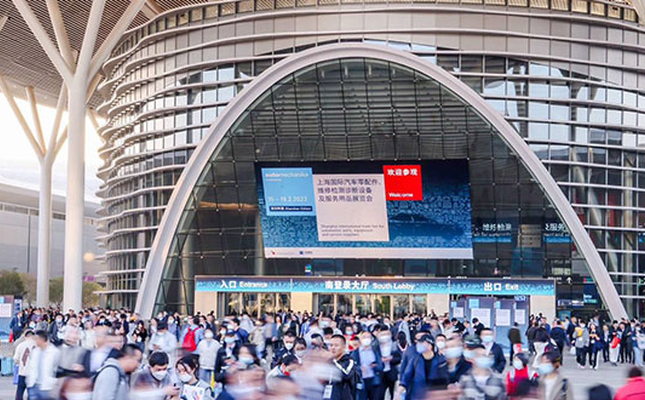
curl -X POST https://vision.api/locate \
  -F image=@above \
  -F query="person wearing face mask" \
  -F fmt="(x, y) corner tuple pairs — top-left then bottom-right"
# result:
(399, 330), (430, 386)
(235, 344), (261, 371)
(131, 351), (180, 399)
(350, 331), (383, 400)
(197, 328), (221, 383)
(398, 334), (448, 400)
(214, 330), (241, 385)
(92, 344), (143, 400)
(293, 338), (308, 363)
(176, 355), (214, 400)
(444, 337), (471, 384)
(457, 346), (506, 400)
(375, 325), (401, 400)
(271, 330), (296, 369)
(506, 353), (529, 398)
(59, 375), (93, 400)
(165, 316), (179, 341)
(534, 350), (572, 400)
(480, 328), (506, 374)
(48, 314), (65, 346)
(266, 354), (299, 385)
(148, 322), (178, 366)
(435, 334), (447, 356)
(574, 321), (590, 369)
(344, 325), (357, 351)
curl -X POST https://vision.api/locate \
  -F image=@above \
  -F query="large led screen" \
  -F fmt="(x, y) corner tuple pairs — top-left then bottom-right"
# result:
(256, 160), (473, 259)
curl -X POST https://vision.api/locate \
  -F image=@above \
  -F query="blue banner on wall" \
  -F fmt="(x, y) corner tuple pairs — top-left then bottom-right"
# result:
(256, 160), (473, 260)
(196, 276), (555, 296)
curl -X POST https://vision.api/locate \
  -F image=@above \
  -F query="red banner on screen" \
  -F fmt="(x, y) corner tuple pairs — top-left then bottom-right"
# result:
(383, 165), (422, 201)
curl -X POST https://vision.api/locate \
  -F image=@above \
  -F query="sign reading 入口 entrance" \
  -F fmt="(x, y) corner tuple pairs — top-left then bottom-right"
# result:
(256, 160), (473, 259)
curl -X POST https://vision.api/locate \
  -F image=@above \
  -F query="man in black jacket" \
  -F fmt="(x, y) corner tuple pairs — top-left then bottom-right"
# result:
(550, 320), (568, 358)
(328, 334), (361, 400)
(480, 328), (506, 373)
(271, 330), (296, 368)
(213, 330), (240, 385)
(508, 323), (522, 361)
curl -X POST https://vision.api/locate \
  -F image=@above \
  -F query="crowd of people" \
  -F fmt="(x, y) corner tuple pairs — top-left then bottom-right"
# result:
(6, 307), (645, 400)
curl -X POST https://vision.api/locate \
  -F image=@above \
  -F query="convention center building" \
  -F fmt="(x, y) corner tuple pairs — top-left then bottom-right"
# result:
(96, 0), (645, 322)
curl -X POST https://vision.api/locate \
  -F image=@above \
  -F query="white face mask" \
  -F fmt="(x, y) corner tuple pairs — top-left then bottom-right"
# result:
(66, 393), (92, 400)
(205, 332), (214, 339)
(378, 335), (391, 344)
(178, 373), (192, 383)
(284, 342), (294, 350)
(436, 341), (446, 350)
(513, 359), (524, 370)
(151, 370), (168, 381)
(361, 338), (372, 348)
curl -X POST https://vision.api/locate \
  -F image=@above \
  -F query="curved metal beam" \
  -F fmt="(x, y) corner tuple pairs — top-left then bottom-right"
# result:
(135, 43), (628, 320)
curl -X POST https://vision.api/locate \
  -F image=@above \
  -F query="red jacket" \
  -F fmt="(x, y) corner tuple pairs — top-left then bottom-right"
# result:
(615, 377), (645, 400)
(506, 367), (529, 397)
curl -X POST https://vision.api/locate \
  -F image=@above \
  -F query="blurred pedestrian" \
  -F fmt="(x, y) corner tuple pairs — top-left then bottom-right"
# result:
(614, 366), (645, 400)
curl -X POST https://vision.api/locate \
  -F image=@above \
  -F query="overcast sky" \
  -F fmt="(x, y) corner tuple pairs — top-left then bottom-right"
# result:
(0, 97), (104, 203)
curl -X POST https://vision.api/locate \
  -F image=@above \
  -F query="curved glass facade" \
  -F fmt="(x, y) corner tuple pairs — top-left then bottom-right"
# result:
(155, 57), (577, 314)
(99, 0), (645, 315)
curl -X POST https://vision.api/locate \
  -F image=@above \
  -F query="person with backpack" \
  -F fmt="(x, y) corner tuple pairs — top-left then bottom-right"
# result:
(180, 316), (204, 354)
(91, 344), (142, 400)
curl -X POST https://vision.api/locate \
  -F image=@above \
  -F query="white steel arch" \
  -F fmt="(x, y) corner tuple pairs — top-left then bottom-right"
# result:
(135, 43), (628, 320)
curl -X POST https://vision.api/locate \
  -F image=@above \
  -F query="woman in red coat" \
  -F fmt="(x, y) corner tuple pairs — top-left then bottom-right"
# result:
(506, 352), (530, 398)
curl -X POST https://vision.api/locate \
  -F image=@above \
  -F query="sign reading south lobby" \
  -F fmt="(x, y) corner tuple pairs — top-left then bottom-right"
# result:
(256, 160), (473, 259)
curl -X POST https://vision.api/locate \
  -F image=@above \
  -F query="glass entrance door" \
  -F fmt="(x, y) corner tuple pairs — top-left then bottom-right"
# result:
(374, 295), (391, 316)
(260, 293), (275, 316)
(393, 295), (410, 319)
(242, 293), (259, 317)
(355, 294), (371, 315)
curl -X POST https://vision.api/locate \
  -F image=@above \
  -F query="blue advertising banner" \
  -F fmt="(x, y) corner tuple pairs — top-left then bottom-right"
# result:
(261, 168), (317, 216)
(256, 161), (473, 260)
(196, 276), (555, 296)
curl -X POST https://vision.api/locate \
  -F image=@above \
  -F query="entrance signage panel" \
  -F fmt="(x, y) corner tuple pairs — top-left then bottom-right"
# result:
(196, 276), (555, 296)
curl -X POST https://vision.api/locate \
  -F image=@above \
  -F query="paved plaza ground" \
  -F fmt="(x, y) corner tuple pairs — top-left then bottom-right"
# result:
(0, 351), (633, 399)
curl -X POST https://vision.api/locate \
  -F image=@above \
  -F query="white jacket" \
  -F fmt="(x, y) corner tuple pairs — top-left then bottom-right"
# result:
(148, 331), (177, 361)
(26, 344), (60, 390)
(13, 338), (35, 376)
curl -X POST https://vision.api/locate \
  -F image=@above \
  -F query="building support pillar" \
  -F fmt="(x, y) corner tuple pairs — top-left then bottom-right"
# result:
(37, 160), (53, 307)
(62, 77), (89, 312)
(12, 0), (147, 311)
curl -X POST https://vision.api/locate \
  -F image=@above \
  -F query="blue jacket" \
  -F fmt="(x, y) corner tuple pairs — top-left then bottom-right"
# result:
(400, 353), (448, 400)
(399, 346), (418, 382)
(351, 346), (384, 386)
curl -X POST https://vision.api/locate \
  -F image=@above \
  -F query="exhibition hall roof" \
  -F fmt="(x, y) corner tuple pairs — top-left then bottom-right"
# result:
(0, 0), (642, 109)
(0, 0), (212, 108)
